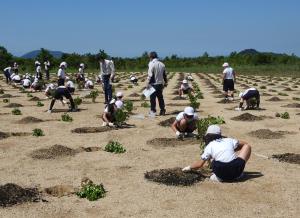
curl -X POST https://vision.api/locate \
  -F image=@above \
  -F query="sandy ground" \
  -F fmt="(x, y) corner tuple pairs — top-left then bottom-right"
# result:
(0, 72), (299, 218)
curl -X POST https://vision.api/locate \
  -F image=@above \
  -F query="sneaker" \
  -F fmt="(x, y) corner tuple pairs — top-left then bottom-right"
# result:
(159, 110), (166, 116)
(210, 174), (222, 182)
(148, 111), (156, 118)
(47, 109), (52, 113)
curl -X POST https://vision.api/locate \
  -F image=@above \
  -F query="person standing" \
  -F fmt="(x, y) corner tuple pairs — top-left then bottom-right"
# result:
(35, 61), (42, 79)
(147, 51), (167, 116)
(3, 66), (13, 83)
(222, 62), (236, 100)
(99, 54), (115, 104)
(13, 62), (19, 74)
(57, 62), (67, 85)
(44, 60), (51, 80)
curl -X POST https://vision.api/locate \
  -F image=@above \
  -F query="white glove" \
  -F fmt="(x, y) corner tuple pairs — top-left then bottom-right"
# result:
(182, 166), (191, 172)
(176, 131), (183, 139)
(235, 107), (242, 111)
(102, 122), (108, 127)
(108, 122), (114, 127)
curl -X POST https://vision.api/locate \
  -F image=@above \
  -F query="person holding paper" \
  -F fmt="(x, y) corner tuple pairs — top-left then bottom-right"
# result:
(147, 51), (168, 116)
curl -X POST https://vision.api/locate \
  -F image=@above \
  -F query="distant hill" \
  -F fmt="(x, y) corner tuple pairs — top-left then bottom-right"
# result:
(238, 49), (260, 55)
(21, 50), (64, 59)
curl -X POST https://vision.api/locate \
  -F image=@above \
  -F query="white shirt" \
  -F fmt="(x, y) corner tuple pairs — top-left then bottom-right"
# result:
(130, 76), (136, 81)
(12, 75), (21, 81)
(10, 73), (15, 79)
(36, 66), (41, 73)
(79, 67), (84, 75)
(44, 61), (50, 70)
(4, 67), (12, 72)
(57, 68), (66, 79)
(115, 100), (123, 109)
(85, 80), (93, 88)
(45, 83), (55, 93)
(148, 58), (166, 85)
(180, 84), (190, 90)
(176, 112), (199, 122)
(242, 88), (257, 97)
(66, 81), (75, 88)
(22, 78), (31, 86)
(100, 59), (115, 77)
(223, 67), (235, 80)
(201, 138), (239, 163)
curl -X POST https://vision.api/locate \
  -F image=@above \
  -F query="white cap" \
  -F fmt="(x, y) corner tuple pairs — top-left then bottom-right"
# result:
(206, 125), (221, 135)
(222, 62), (229, 67)
(130, 77), (135, 80)
(109, 99), (116, 104)
(184, 106), (194, 116)
(60, 62), (67, 68)
(115, 100), (123, 109)
(116, 91), (123, 97)
(239, 92), (244, 98)
(182, 79), (188, 84)
(80, 63), (85, 68)
(35, 61), (40, 65)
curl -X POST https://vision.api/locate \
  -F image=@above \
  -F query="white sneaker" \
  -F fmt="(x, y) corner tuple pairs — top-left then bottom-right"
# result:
(148, 111), (156, 118)
(235, 107), (242, 111)
(47, 109), (52, 113)
(210, 174), (222, 182)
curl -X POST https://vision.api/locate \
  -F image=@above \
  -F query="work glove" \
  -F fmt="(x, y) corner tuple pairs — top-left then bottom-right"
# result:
(176, 131), (183, 139)
(182, 166), (191, 172)
(108, 122), (115, 127)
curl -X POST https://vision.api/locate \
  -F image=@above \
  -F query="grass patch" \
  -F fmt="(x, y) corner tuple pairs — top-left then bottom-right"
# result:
(76, 183), (106, 201)
(32, 128), (45, 137)
(104, 141), (126, 153)
(61, 113), (73, 122)
(36, 101), (44, 107)
(12, 108), (22, 115)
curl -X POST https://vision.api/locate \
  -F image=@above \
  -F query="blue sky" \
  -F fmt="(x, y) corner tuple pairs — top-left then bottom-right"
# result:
(0, 0), (299, 57)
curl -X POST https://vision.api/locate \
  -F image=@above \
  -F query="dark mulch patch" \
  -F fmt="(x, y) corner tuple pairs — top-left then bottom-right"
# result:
(261, 93), (272, 96)
(172, 90), (179, 95)
(44, 185), (76, 197)
(30, 144), (79, 160)
(0, 183), (41, 207)
(10, 132), (31, 137)
(165, 110), (181, 116)
(272, 153), (300, 165)
(71, 126), (111, 133)
(172, 96), (186, 100)
(158, 117), (176, 127)
(146, 137), (199, 148)
(267, 97), (281, 101)
(282, 103), (300, 108)
(0, 131), (10, 140)
(217, 99), (236, 104)
(76, 146), (101, 152)
(144, 167), (206, 186)
(17, 116), (44, 124)
(211, 90), (223, 95)
(4, 103), (23, 108)
(166, 103), (188, 107)
(129, 93), (140, 97)
(231, 113), (264, 121)
(0, 94), (13, 98)
(29, 96), (41, 101)
(248, 129), (286, 139)
(283, 87), (293, 91)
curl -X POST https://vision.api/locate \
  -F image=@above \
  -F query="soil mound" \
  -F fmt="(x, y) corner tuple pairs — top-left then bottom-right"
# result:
(4, 103), (23, 108)
(231, 113), (263, 121)
(10, 132), (31, 137)
(29, 96), (41, 101)
(0, 94), (13, 98)
(283, 87), (293, 91)
(0, 131), (10, 140)
(158, 117), (176, 127)
(217, 99), (235, 104)
(267, 97), (281, 101)
(282, 103), (300, 108)
(76, 146), (101, 152)
(72, 126), (111, 133)
(0, 183), (40, 207)
(129, 93), (140, 97)
(44, 185), (75, 197)
(17, 116), (44, 124)
(272, 153), (300, 165)
(147, 137), (199, 148)
(30, 144), (78, 159)
(249, 129), (284, 139)
(144, 167), (205, 186)
(261, 93), (272, 96)
(172, 96), (186, 100)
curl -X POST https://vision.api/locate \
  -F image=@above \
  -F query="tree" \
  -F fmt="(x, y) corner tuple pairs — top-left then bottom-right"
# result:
(36, 48), (54, 63)
(0, 46), (13, 70)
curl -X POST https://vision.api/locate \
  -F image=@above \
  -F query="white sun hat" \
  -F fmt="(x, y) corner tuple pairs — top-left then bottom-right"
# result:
(206, 125), (221, 135)
(239, 92), (244, 98)
(222, 62), (229, 67)
(60, 62), (67, 68)
(80, 63), (85, 68)
(116, 91), (123, 97)
(35, 61), (40, 65)
(184, 106), (194, 116)
(182, 79), (188, 84)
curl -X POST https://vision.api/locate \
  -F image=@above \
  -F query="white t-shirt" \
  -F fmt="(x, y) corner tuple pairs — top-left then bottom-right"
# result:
(176, 112), (199, 122)
(44, 61), (50, 70)
(78, 67), (84, 75)
(36, 66), (41, 73)
(4, 67), (12, 72)
(223, 67), (235, 80)
(115, 100), (123, 109)
(10, 73), (16, 79)
(85, 80), (93, 88)
(180, 84), (190, 90)
(201, 138), (239, 163)
(66, 81), (75, 88)
(147, 58), (166, 85)
(242, 88), (256, 97)
(100, 59), (115, 77)
(12, 75), (21, 81)
(22, 78), (31, 86)
(57, 68), (66, 79)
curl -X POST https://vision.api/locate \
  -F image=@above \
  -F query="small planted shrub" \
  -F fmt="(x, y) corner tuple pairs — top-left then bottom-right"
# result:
(188, 93), (200, 110)
(74, 96), (83, 108)
(76, 183), (106, 201)
(252, 83), (258, 86)
(32, 128), (45, 137)
(278, 92), (288, 96)
(128, 85), (133, 89)
(292, 97), (300, 101)
(104, 141), (126, 153)
(114, 109), (128, 126)
(19, 87), (26, 93)
(140, 95), (146, 101)
(280, 112), (290, 119)
(0, 88), (4, 94)
(61, 113), (73, 122)
(27, 93), (33, 98)
(12, 108), (22, 115)
(141, 101), (150, 108)
(89, 90), (99, 103)
(123, 100), (133, 113)
(260, 85), (266, 89)
(36, 101), (44, 107)
(3, 98), (9, 103)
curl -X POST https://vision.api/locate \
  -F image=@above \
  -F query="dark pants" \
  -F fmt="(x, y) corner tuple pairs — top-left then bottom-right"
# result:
(150, 84), (165, 113)
(102, 75), (112, 104)
(50, 88), (75, 110)
(45, 69), (50, 80)
(244, 90), (260, 108)
(3, 70), (11, 83)
(57, 78), (65, 86)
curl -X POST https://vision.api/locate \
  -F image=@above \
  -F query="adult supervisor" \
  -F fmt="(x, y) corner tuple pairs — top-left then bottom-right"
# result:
(222, 62), (236, 100)
(99, 53), (115, 104)
(147, 51), (168, 116)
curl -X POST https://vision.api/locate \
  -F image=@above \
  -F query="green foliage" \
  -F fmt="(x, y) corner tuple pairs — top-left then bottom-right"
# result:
(3, 98), (9, 103)
(76, 183), (106, 201)
(280, 112), (290, 119)
(128, 84), (133, 89)
(278, 92), (288, 96)
(89, 90), (99, 103)
(36, 101), (44, 107)
(188, 93), (200, 110)
(61, 113), (73, 122)
(252, 83), (258, 86)
(123, 100), (133, 113)
(140, 95), (146, 101)
(32, 128), (44, 137)
(27, 93), (33, 98)
(11, 108), (21, 115)
(0, 89), (4, 94)
(19, 87), (27, 93)
(141, 101), (150, 108)
(260, 85), (266, 89)
(74, 96), (83, 108)
(192, 82), (204, 99)
(114, 109), (128, 126)
(104, 141), (126, 153)
(292, 97), (300, 101)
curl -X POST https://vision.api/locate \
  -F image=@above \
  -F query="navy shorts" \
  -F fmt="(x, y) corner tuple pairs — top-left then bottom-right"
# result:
(223, 79), (234, 92)
(182, 88), (191, 94)
(212, 157), (245, 181)
(67, 87), (75, 94)
(243, 90), (259, 100)
(54, 88), (72, 100)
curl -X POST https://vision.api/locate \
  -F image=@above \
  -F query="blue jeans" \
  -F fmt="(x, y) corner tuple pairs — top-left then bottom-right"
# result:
(103, 75), (112, 104)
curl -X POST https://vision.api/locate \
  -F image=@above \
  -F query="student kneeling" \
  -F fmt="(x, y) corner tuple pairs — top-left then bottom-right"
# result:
(236, 88), (260, 111)
(182, 125), (251, 182)
(171, 106), (198, 139)
(102, 99), (123, 127)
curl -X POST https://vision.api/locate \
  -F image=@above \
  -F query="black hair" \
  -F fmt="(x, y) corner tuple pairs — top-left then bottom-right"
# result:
(203, 133), (223, 146)
(149, 51), (158, 59)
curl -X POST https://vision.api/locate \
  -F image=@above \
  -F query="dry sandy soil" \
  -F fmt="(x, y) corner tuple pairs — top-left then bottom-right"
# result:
(0, 72), (299, 218)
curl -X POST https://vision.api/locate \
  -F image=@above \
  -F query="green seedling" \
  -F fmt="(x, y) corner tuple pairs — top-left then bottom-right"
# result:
(141, 101), (150, 108)
(278, 92), (288, 96)
(12, 108), (22, 115)
(76, 183), (106, 201)
(104, 141), (126, 153)
(292, 97), (300, 101)
(61, 113), (73, 122)
(128, 85), (133, 89)
(0, 89), (4, 94)
(123, 100), (133, 113)
(32, 128), (44, 137)
(260, 85), (266, 89)
(114, 109), (128, 126)
(89, 90), (99, 103)
(280, 112), (290, 119)
(36, 101), (44, 107)
(27, 93), (33, 98)
(3, 99), (9, 103)
(188, 93), (200, 110)
(74, 96), (83, 108)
